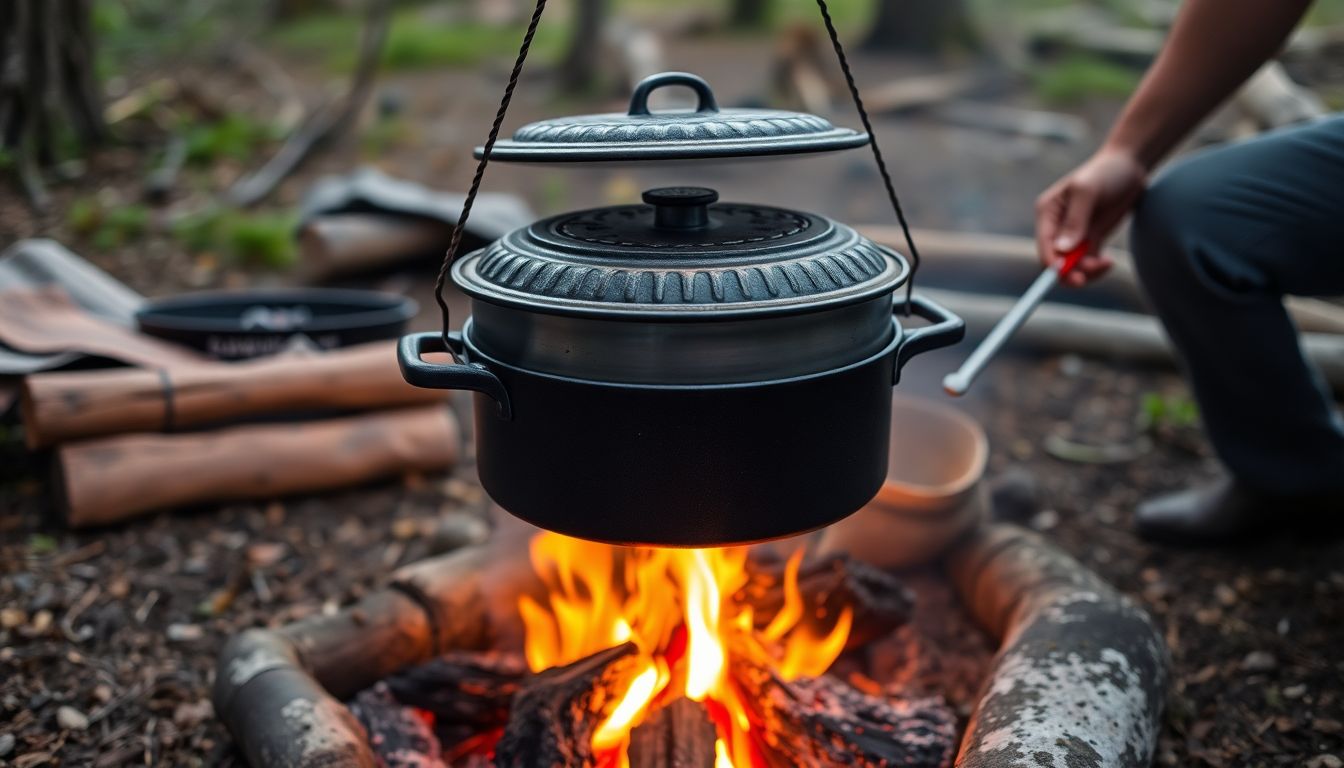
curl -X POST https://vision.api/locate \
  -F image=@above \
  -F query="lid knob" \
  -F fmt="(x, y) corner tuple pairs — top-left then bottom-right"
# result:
(642, 187), (719, 230)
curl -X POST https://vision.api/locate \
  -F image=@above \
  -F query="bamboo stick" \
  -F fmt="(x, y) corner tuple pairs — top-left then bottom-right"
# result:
(56, 405), (459, 528)
(21, 340), (443, 449)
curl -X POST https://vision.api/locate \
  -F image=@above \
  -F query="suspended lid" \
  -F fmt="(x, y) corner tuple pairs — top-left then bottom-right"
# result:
(478, 72), (869, 162)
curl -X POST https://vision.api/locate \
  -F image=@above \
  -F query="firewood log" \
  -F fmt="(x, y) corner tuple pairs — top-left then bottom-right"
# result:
(349, 683), (443, 767)
(627, 698), (718, 768)
(297, 214), (455, 282)
(21, 340), (444, 449)
(727, 636), (957, 768)
(494, 642), (640, 768)
(738, 551), (914, 651)
(56, 405), (459, 528)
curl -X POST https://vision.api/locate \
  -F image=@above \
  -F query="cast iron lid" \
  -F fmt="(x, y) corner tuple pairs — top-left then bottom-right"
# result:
(452, 186), (908, 319)
(478, 71), (869, 163)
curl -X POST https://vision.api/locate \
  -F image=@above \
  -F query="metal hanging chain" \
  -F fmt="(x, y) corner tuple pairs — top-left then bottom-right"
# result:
(434, 0), (549, 361)
(814, 0), (921, 313)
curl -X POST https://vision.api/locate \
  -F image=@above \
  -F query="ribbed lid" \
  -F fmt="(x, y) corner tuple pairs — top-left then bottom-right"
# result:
(478, 72), (869, 163)
(452, 187), (908, 318)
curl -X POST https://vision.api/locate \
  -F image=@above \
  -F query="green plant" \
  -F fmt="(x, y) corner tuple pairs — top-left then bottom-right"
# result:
(184, 114), (279, 165)
(1031, 53), (1140, 105)
(66, 197), (151, 249)
(1137, 391), (1200, 434)
(171, 207), (297, 270)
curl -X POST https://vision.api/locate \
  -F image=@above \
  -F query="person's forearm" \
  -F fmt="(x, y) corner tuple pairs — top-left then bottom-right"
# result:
(1103, 0), (1312, 169)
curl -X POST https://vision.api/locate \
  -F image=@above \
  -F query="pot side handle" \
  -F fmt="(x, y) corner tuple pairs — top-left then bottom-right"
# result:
(398, 332), (513, 420)
(893, 295), (965, 384)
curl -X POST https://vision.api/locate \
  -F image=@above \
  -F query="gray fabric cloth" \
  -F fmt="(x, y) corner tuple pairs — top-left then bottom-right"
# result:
(1130, 115), (1344, 495)
(0, 239), (145, 374)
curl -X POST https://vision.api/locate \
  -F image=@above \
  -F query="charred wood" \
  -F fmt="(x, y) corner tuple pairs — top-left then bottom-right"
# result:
(495, 642), (640, 768)
(383, 651), (527, 751)
(728, 642), (957, 768)
(739, 551), (913, 650)
(349, 683), (443, 768)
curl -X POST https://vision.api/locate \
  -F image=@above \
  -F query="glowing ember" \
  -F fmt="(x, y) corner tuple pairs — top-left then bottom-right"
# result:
(518, 532), (853, 766)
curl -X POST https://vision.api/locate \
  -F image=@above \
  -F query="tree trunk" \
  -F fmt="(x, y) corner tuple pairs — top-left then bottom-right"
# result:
(861, 0), (979, 55)
(559, 0), (606, 93)
(0, 0), (107, 210)
(729, 0), (771, 28)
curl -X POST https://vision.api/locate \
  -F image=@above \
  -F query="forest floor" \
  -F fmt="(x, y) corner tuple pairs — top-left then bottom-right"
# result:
(2, 21), (1343, 768)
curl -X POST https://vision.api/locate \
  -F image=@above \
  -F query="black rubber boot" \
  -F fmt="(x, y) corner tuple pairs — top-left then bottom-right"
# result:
(1136, 476), (1344, 545)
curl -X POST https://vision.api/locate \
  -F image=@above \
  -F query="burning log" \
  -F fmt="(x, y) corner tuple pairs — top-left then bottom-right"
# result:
(739, 551), (914, 650)
(728, 640), (958, 768)
(349, 684), (442, 767)
(383, 651), (527, 750)
(495, 642), (641, 768)
(627, 698), (718, 768)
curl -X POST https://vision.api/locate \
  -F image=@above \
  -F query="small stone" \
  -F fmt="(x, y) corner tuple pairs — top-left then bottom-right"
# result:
(246, 542), (286, 568)
(426, 514), (490, 555)
(391, 518), (421, 541)
(1314, 718), (1343, 734)
(1029, 509), (1059, 531)
(92, 684), (113, 704)
(1241, 651), (1277, 673)
(0, 608), (25, 629)
(1306, 756), (1342, 768)
(1193, 607), (1221, 626)
(1278, 618), (1291, 636)
(167, 623), (204, 642)
(1283, 684), (1307, 700)
(28, 609), (52, 634)
(173, 699), (213, 727)
(57, 705), (89, 730)
(1214, 583), (1238, 606)
(0, 733), (13, 757)
(1059, 354), (1084, 377)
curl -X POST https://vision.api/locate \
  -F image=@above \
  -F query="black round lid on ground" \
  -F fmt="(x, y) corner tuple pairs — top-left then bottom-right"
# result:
(477, 71), (869, 163)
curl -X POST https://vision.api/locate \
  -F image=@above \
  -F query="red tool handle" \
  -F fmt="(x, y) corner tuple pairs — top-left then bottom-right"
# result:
(1054, 242), (1089, 279)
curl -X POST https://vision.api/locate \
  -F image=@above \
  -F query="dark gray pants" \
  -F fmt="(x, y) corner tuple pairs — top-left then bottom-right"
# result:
(1129, 115), (1344, 496)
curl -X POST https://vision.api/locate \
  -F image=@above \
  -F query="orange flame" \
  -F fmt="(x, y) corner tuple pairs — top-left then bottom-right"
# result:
(518, 533), (851, 765)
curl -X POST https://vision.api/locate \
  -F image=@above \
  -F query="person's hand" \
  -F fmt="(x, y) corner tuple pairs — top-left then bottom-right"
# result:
(1035, 148), (1149, 287)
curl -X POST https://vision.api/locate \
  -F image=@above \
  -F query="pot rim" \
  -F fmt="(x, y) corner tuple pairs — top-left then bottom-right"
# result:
(460, 315), (907, 391)
(452, 246), (911, 322)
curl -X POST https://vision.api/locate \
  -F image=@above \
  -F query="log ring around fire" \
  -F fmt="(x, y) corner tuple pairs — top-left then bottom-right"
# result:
(213, 518), (1168, 768)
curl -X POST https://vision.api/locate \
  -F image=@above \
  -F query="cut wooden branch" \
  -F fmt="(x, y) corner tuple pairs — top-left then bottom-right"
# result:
(297, 214), (456, 282)
(862, 71), (984, 116)
(227, 0), (390, 207)
(55, 405), (460, 528)
(861, 225), (1344, 336)
(21, 340), (444, 449)
(932, 101), (1088, 143)
(738, 551), (913, 651)
(728, 637), (957, 768)
(918, 286), (1344, 394)
(1234, 61), (1326, 130)
(945, 525), (1167, 768)
(495, 642), (640, 768)
(627, 698), (718, 768)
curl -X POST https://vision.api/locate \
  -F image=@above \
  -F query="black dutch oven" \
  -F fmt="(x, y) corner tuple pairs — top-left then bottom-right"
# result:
(399, 72), (964, 547)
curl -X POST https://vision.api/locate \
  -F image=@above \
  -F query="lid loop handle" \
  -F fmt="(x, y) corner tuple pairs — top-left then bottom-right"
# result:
(627, 72), (720, 117)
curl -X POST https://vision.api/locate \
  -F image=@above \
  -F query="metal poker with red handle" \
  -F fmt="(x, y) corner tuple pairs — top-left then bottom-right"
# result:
(942, 242), (1089, 397)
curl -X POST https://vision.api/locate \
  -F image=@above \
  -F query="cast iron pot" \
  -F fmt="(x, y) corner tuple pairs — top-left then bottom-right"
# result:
(398, 187), (964, 547)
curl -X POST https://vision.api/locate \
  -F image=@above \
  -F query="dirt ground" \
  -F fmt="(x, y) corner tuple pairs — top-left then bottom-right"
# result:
(2, 28), (1343, 768)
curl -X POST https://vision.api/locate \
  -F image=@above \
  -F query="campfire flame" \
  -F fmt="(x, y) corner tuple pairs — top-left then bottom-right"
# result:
(518, 532), (853, 766)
